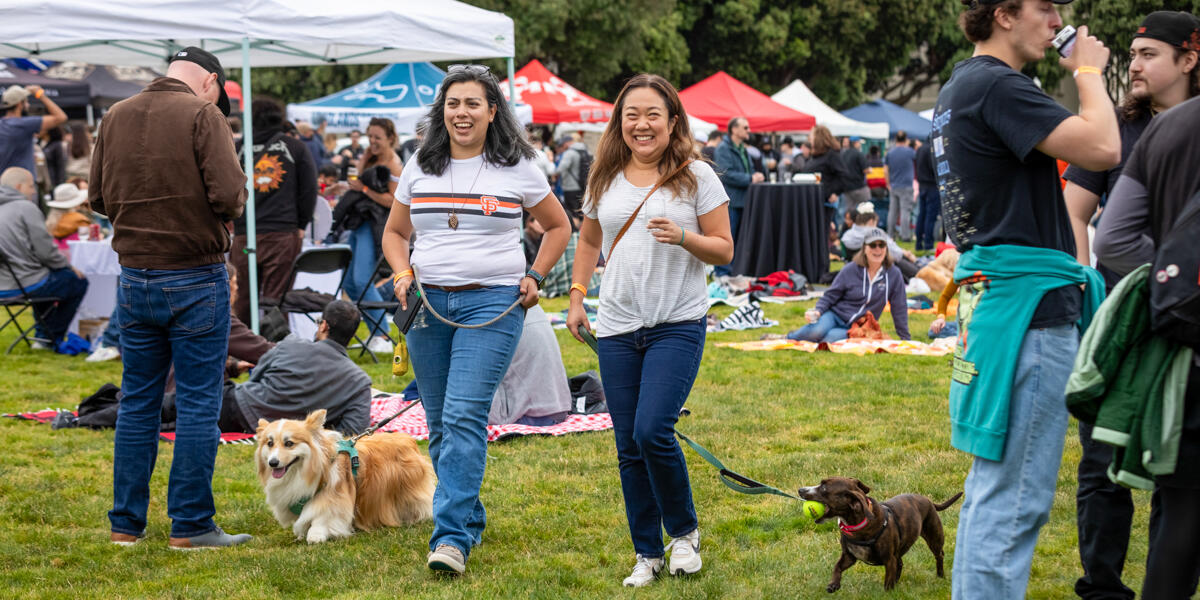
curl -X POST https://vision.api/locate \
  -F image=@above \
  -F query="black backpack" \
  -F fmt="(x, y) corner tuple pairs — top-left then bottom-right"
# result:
(1149, 190), (1200, 348)
(573, 146), (593, 188)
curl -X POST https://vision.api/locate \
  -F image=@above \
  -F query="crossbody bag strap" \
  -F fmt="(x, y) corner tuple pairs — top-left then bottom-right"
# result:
(607, 158), (694, 258)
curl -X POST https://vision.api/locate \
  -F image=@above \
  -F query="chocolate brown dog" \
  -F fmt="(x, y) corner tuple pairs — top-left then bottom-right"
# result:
(798, 477), (962, 593)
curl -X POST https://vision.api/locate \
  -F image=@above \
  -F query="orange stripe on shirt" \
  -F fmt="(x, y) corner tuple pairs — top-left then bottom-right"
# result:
(411, 196), (521, 209)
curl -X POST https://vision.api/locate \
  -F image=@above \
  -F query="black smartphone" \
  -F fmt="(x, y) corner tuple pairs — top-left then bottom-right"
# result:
(392, 285), (423, 334)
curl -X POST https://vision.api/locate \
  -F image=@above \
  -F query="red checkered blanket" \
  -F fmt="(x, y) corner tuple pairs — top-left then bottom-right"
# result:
(369, 393), (613, 442)
(3, 409), (256, 445)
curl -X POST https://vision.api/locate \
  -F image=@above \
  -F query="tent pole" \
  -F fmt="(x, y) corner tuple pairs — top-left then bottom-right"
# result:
(241, 36), (260, 334)
(506, 57), (517, 104)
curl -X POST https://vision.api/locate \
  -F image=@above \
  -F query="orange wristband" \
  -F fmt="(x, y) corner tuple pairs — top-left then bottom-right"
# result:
(33, 88), (44, 99)
(569, 283), (588, 296)
(392, 269), (413, 286)
(1073, 66), (1102, 78)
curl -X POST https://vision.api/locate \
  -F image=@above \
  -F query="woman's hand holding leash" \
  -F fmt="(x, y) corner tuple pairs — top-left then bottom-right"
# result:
(392, 269), (413, 310)
(518, 276), (540, 309)
(566, 299), (591, 344)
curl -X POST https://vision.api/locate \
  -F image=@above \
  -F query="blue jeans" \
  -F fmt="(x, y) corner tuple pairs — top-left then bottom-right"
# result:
(100, 303), (120, 348)
(714, 206), (743, 277)
(109, 264), (230, 538)
(28, 267), (88, 343)
(916, 185), (941, 251)
(345, 222), (385, 338)
(599, 318), (705, 557)
(406, 285), (524, 557)
(951, 324), (1077, 600)
(787, 310), (849, 343)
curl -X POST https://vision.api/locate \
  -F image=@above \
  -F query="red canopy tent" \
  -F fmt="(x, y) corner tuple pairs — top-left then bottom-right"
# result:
(500, 59), (612, 124)
(679, 71), (815, 132)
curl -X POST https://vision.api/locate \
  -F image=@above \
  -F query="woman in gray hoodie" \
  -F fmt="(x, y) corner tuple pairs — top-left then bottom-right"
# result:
(787, 227), (909, 342)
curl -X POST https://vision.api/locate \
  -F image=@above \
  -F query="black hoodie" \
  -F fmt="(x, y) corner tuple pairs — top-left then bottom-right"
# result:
(234, 128), (317, 235)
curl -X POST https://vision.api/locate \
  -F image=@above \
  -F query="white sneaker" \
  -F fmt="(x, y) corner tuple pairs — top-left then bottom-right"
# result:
(86, 345), (121, 362)
(367, 336), (393, 355)
(666, 529), (701, 576)
(30, 340), (53, 351)
(622, 554), (663, 587)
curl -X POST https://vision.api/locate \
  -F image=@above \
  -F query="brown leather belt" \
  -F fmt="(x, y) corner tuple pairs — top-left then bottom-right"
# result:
(422, 283), (485, 292)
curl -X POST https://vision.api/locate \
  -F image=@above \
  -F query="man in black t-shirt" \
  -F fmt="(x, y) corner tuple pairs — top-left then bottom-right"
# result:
(1061, 11), (1200, 600)
(1095, 93), (1200, 600)
(839, 138), (870, 222)
(933, 1), (1120, 597)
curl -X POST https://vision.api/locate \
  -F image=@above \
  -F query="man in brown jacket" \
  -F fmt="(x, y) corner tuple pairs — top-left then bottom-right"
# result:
(89, 46), (252, 550)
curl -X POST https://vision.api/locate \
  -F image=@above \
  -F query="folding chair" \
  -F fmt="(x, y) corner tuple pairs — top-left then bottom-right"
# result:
(259, 246), (352, 336)
(0, 254), (62, 354)
(351, 253), (400, 364)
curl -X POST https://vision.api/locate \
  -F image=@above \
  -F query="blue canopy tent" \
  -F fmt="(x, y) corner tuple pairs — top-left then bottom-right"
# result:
(287, 62), (444, 135)
(841, 99), (932, 140)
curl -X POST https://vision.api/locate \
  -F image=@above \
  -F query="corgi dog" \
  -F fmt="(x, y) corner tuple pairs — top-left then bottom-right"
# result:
(255, 409), (435, 543)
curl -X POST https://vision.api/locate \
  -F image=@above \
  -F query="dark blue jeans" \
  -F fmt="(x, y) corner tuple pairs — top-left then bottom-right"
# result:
(30, 267), (88, 343)
(100, 303), (120, 348)
(599, 318), (705, 557)
(916, 185), (941, 251)
(109, 264), (230, 538)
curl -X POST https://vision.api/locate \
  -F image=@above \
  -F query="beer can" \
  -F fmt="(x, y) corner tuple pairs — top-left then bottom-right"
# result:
(90, 224), (102, 240)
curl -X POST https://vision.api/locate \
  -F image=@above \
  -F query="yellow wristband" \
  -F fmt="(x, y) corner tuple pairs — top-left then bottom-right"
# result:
(569, 283), (588, 296)
(392, 269), (413, 286)
(1073, 66), (1102, 78)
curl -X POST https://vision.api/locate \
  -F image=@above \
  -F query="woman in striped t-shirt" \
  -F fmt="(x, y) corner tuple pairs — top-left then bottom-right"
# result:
(381, 65), (569, 576)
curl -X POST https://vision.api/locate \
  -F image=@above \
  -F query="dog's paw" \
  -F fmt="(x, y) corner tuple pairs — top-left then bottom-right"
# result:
(826, 583), (841, 593)
(306, 526), (331, 544)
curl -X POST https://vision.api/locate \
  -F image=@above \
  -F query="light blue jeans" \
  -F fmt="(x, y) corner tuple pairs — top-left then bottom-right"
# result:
(951, 324), (1078, 599)
(787, 310), (850, 343)
(406, 285), (524, 557)
(344, 222), (386, 338)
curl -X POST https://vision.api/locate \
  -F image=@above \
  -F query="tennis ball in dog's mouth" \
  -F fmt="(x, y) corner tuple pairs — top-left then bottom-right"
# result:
(803, 500), (826, 520)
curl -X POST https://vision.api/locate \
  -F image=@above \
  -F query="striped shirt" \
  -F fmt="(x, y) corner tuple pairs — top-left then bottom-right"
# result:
(394, 153), (551, 287)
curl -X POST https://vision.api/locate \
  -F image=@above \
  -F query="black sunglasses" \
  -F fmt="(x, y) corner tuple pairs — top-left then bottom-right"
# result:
(866, 241), (888, 249)
(448, 64), (493, 79)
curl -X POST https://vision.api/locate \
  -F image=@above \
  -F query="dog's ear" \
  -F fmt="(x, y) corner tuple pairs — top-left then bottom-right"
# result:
(853, 478), (871, 495)
(256, 419), (269, 434)
(305, 409), (327, 430)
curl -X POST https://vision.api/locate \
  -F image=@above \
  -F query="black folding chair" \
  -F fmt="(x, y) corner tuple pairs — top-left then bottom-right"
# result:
(0, 254), (63, 354)
(351, 254), (400, 364)
(259, 246), (352, 337)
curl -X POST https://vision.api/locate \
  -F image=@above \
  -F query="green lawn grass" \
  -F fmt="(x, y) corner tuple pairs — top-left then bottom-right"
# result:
(0, 296), (1152, 599)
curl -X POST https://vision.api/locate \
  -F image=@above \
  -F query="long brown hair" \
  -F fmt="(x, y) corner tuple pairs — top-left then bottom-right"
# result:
(585, 74), (698, 210)
(809, 125), (838, 157)
(852, 244), (895, 270)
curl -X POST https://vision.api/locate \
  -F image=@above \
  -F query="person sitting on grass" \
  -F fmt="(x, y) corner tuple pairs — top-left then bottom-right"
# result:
(841, 202), (920, 281)
(787, 227), (909, 343)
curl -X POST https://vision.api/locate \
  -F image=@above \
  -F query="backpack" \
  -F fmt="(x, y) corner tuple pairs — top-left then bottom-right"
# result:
(573, 146), (593, 188)
(1149, 190), (1200, 348)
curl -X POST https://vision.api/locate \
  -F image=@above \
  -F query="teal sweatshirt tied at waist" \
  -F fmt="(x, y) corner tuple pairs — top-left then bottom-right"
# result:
(949, 244), (1105, 461)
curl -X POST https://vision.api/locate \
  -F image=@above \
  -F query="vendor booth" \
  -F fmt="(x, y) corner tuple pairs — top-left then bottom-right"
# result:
(679, 71), (815, 133)
(841, 99), (932, 140)
(771, 80), (889, 140)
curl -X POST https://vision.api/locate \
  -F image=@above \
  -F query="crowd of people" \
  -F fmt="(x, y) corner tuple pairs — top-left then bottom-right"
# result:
(0, 0), (1198, 596)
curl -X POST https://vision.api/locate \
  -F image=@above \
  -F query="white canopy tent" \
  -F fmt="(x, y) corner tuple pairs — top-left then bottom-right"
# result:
(771, 80), (889, 140)
(1, 0), (518, 332)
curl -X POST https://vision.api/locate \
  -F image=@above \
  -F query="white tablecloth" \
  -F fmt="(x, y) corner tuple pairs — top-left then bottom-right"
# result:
(67, 239), (120, 336)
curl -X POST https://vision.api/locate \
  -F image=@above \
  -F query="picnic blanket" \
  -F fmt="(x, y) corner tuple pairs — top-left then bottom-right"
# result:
(369, 393), (613, 442)
(715, 337), (955, 356)
(2, 409), (257, 444)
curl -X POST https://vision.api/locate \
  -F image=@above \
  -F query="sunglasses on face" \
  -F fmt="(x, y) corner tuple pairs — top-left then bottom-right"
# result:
(866, 241), (887, 249)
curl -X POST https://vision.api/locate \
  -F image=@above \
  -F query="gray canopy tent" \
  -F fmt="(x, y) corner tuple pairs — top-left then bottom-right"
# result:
(2, 0), (519, 332)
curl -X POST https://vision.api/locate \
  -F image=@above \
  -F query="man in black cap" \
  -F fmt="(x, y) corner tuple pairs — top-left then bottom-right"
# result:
(1063, 10), (1200, 600)
(933, 1), (1120, 597)
(89, 46), (251, 550)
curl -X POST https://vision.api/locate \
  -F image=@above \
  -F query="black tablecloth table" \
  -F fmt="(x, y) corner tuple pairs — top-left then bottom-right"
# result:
(731, 183), (828, 282)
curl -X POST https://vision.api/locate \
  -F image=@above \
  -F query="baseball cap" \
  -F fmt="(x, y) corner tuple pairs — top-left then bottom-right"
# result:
(862, 228), (889, 247)
(168, 46), (231, 116)
(1134, 11), (1200, 51)
(0, 85), (31, 110)
(556, 135), (574, 147)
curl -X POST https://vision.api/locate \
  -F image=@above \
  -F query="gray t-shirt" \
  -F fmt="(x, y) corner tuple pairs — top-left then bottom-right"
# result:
(586, 161), (729, 337)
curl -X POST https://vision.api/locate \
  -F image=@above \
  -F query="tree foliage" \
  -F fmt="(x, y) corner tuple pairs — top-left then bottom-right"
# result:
(228, 64), (385, 107)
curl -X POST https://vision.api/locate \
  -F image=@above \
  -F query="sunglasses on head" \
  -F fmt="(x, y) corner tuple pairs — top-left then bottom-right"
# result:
(448, 64), (493, 78)
(866, 241), (887, 249)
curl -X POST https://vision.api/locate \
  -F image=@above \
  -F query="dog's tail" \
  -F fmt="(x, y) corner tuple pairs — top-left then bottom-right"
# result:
(934, 492), (964, 511)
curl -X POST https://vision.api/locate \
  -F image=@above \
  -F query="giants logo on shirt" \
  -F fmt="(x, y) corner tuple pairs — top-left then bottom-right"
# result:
(479, 196), (500, 215)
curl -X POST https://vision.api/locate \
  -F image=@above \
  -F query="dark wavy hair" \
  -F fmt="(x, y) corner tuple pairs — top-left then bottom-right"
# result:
(417, 66), (534, 175)
(958, 0), (1022, 44)
(251, 98), (285, 133)
(586, 73), (699, 210)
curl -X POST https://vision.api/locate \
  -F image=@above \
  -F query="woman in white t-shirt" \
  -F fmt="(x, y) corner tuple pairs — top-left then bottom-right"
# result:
(380, 65), (569, 576)
(565, 73), (733, 587)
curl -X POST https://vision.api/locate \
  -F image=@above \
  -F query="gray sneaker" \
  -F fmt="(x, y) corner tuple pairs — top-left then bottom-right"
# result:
(427, 544), (466, 575)
(168, 526), (252, 550)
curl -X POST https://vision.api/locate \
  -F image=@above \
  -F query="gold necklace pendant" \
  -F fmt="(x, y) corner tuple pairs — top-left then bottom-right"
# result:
(448, 212), (459, 230)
